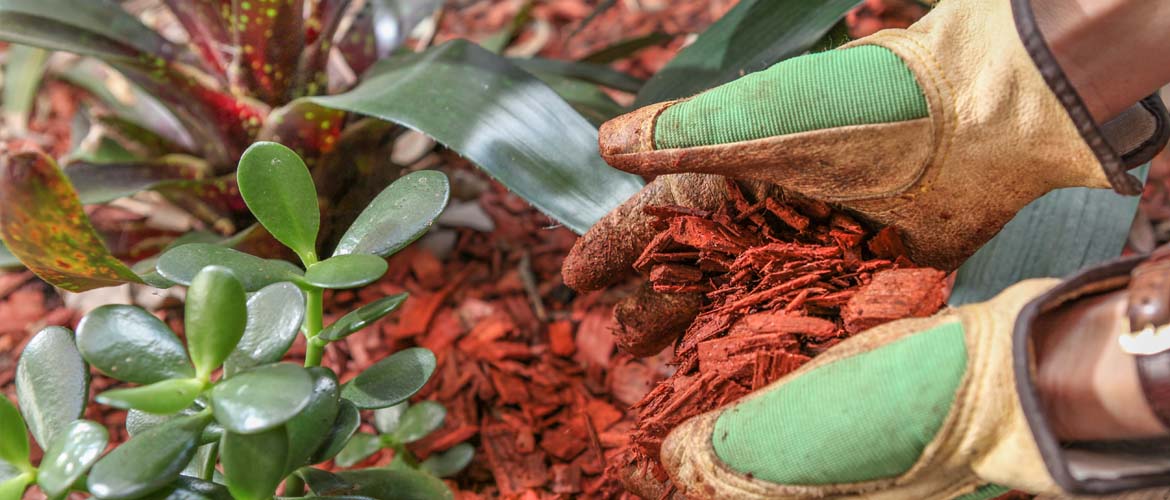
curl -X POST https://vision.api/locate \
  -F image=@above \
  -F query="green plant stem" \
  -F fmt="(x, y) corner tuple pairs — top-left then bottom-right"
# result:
(201, 442), (219, 481)
(283, 473), (305, 497)
(303, 287), (325, 367)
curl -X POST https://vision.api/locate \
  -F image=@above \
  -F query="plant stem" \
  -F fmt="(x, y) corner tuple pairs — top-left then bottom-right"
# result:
(283, 473), (305, 497)
(303, 287), (325, 367)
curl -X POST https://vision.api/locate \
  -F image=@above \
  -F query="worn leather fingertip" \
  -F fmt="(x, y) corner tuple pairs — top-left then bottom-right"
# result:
(562, 237), (623, 291)
(599, 101), (673, 162)
(614, 287), (701, 357)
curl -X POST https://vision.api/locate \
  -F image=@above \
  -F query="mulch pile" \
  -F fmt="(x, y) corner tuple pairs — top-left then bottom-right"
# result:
(612, 181), (948, 496)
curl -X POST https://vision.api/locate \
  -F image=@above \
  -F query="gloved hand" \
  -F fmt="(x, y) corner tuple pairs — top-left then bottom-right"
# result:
(654, 249), (1170, 499)
(562, 0), (1169, 355)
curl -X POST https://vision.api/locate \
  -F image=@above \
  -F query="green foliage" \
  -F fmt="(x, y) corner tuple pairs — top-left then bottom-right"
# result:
(4, 144), (468, 499)
(236, 142), (321, 264)
(336, 400), (471, 476)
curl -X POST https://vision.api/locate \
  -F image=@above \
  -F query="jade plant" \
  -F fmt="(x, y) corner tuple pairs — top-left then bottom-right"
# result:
(0, 0), (643, 292)
(0, 142), (467, 500)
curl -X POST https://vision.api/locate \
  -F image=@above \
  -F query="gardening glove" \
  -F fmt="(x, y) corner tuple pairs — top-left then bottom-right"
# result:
(563, 0), (1170, 353)
(656, 249), (1170, 500)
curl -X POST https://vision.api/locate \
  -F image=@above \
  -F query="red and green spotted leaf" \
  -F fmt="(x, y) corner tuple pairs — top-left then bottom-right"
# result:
(163, 0), (233, 77)
(337, 3), (378, 77)
(0, 148), (143, 291)
(296, 0), (352, 96)
(257, 101), (345, 166)
(230, 0), (305, 105)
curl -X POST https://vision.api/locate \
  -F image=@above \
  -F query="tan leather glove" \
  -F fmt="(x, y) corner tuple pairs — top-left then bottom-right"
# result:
(563, 0), (1168, 356)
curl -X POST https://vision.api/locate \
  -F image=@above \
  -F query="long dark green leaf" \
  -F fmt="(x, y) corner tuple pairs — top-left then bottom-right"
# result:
(65, 157), (205, 205)
(511, 58), (643, 93)
(88, 412), (212, 500)
(15, 326), (89, 447)
(634, 0), (862, 106)
(0, 149), (144, 291)
(579, 32), (672, 64)
(310, 40), (644, 234)
(1, 44), (48, 134)
(951, 176), (1146, 305)
(0, 0), (180, 64)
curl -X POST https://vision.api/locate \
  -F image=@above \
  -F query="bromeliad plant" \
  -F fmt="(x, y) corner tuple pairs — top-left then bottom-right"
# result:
(0, 0), (644, 291)
(0, 142), (468, 500)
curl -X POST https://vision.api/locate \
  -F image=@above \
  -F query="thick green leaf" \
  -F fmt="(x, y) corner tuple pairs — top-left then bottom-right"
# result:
(224, 282), (306, 377)
(0, 475), (30, 500)
(310, 41), (643, 235)
(372, 402), (407, 435)
(221, 427), (288, 500)
(77, 304), (194, 384)
(0, 397), (29, 470)
(285, 367), (340, 473)
(319, 293), (407, 342)
(511, 58), (642, 93)
(139, 476), (233, 500)
(341, 348), (435, 409)
(126, 409), (222, 445)
(181, 443), (216, 480)
(185, 266), (247, 378)
(951, 179), (1146, 305)
(0, 0), (179, 64)
(237, 142), (321, 263)
(420, 443), (474, 478)
(334, 468), (453, 500)
(310, 399), (360, 464)
(1, 44), (48, 134)
(156, 243), (303, 292)
(333, 432), (381, 468)
(15, 326), (89, 447)
(392, 401), (445, 444)
(65, 157), (205, 205)
(579, 32), (672, 64)
(96, 378), (205, 414)
(209, 363), (314, 434)
(88, 412), (212, 500)
(303, 254), (388, 289)
(634, 0), (862, 106)
(57, 58), (192, 151)
(0, 149), (144, 291)
(529, 69), (626, 126)
(333, 170), (449, 258)
(296, 467), (351, 496)
(36, 420), (109, 498)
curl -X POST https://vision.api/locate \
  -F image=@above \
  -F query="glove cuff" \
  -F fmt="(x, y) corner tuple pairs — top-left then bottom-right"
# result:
(1015, 251), (1170, 495)
(1012, 0), (1170, 195)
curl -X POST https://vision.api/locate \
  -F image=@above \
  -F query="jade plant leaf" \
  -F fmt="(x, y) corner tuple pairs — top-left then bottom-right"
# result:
(237, 142), (321, 263)
(393, 401), (446, 444)
(156, 243), (303, 291)
(77, 304), (195, 384)
(15, 326), (89, 447)
(372, 401), (408, 435)
(138, 476), (232, 500)
(420, 443), (474, 478)
(0, 397), (29, 470)
(221, 427), (288, 500)
(634, 0), (862, 106)
(333, 432), (381, 468)
(224, 282), (306, 377)
(0, 149), (144, 291)
(209, 363), (313, 434)
(185, 266), (247, 378)
(319, 293), (407, 342)
(296, 467), (351, 496)
(332, 170), (450, 258)
(303, 254), (388, 289)
(0, 475), (30, 500)
(96, 378), (205, 414)
(284, 367), (340, 473)
(310, 40), (644, 235)
(88, 412), (212, 500)
(341, 347), (436, 409)
(36, 420), (108, 498)
(126, 408), (223, 445)
(334, 468), (453, 500)
(310, 399), (360, 464)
